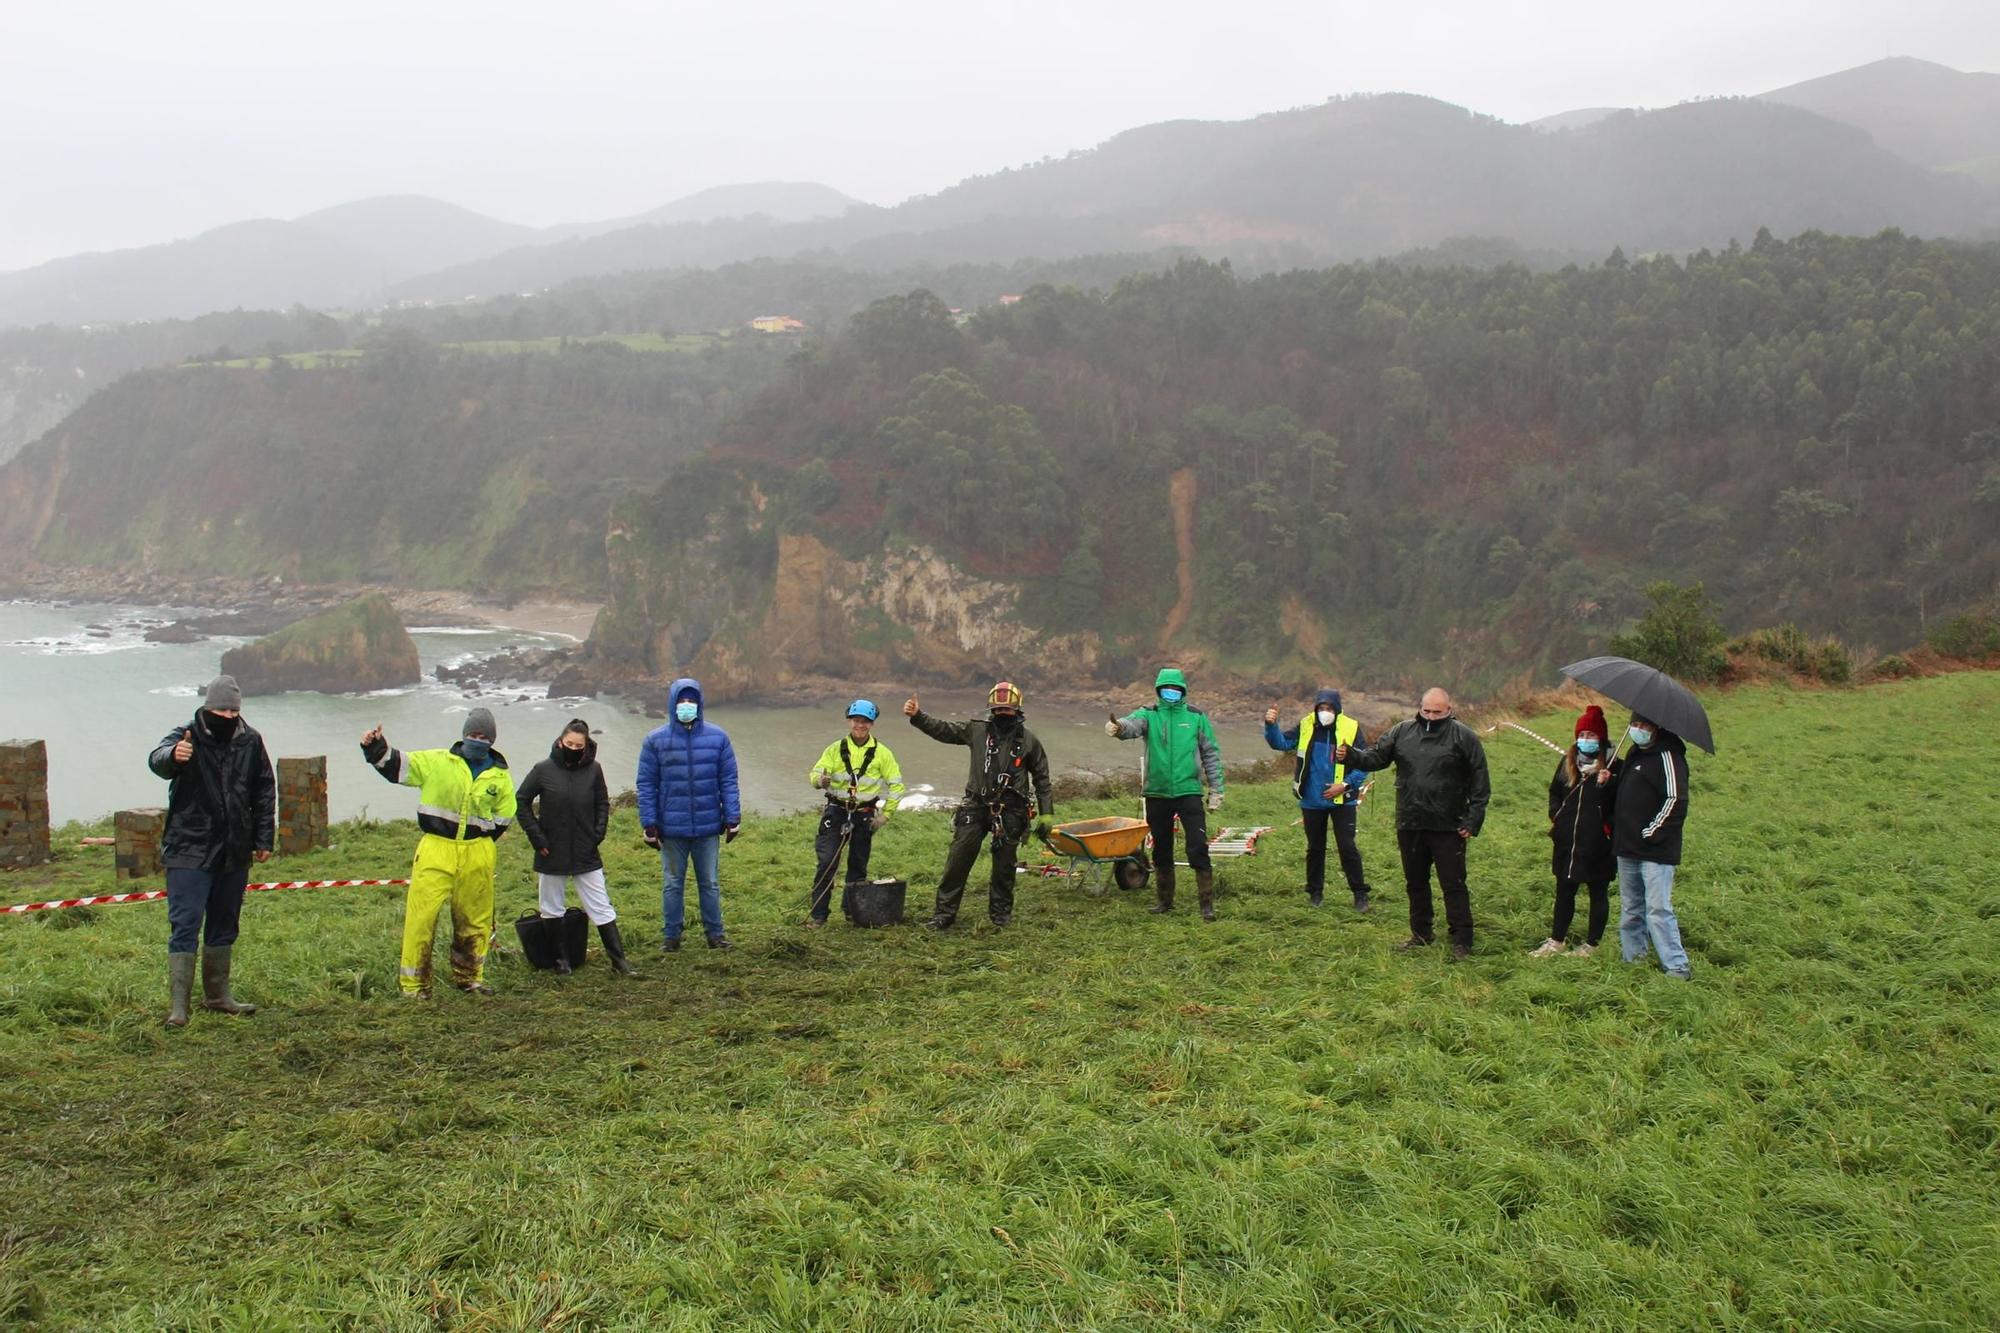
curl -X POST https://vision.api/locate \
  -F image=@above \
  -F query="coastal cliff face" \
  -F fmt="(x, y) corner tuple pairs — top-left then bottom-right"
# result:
(593, 524), (1099, 702)
(219, 592), (421, 695)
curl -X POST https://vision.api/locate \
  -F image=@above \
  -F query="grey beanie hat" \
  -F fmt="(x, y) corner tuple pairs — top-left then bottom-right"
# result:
(203, 675), (243, 711)
(463, 707), (497, 740)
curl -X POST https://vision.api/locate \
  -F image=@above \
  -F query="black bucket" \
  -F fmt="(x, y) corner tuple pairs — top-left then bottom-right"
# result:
(515, 908), (590, 968)
(844, 878), (906, 927)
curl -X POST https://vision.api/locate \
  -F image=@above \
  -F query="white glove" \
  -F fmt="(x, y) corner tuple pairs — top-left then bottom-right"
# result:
(1205, 792), (1223, 813)
(1103, 719), (1121, 737)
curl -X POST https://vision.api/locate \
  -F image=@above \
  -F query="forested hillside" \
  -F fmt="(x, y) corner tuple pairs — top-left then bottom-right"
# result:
(0, 308), (347, 462)
(590, 230), (2000, 696)
(0, 333), (790, 595)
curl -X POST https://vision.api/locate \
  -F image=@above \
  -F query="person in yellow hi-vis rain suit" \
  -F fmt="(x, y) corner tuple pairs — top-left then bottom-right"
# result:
(360, 707), (516, 998)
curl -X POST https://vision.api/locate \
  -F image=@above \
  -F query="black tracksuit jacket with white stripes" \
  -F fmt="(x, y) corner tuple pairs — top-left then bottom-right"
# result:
(1612, 731), (1690, 865)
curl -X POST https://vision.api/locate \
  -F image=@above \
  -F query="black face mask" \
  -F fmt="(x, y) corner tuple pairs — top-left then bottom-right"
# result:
(204, 711), (239, 741)
(559, 744), (590, 769)
(989, 712), (1021, 732)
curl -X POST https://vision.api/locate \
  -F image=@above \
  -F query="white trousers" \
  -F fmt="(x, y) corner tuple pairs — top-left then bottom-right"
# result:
(538, 869), (615, 925)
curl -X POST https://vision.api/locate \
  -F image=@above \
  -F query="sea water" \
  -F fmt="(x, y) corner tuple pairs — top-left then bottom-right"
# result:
(0, 600), (1276, 826)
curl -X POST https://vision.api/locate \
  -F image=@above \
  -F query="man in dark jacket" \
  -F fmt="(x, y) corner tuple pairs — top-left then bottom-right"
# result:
(637, 677), (741, 951)
(1338, 687), (1491, 958)
(904, 681), (1054, 929)
(516, 719), (635, 976)
(1613, 713), (1693, 980)
(146, 674), (275, 1026)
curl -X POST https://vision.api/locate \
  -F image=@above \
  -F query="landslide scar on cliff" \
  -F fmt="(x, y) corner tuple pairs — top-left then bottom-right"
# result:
(1158, 466), (1197, 652)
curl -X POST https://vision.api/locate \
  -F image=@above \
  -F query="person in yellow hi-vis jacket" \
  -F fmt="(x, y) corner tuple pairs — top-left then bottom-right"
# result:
(360, 707), (516, 998)
(803, 699), (906, 928)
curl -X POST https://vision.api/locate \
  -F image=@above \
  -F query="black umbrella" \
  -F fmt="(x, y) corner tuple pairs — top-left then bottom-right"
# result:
(1558, 656), (1716, 754)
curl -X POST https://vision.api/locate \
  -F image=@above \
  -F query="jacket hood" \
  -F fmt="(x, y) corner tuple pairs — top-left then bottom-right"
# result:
(1643, 726), (1686, 754)
(549, 720), (598, 766)
(1313, 688), (1342, 713)
(670, 677), (704, 720)
(1154, 667), (1188, 694)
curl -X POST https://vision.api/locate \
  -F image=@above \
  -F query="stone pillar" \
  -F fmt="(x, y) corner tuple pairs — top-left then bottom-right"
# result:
(277, 756), (329, 857)
(114, 807), (167, 881)
(0, 739), (53, 869)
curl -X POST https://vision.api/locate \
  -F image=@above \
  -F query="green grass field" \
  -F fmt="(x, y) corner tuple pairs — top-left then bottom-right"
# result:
(2, 675), (1995, 1328)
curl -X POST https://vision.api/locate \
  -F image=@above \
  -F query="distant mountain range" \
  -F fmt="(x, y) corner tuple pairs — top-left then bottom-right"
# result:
(0, 184), (866, 327)
(1533, 57), (2000, 181)
(3, 57), (1996, 328)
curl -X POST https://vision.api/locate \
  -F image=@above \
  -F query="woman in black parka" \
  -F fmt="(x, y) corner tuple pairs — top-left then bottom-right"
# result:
(1532, 705), (1620, 958)
(515, 719), (636, 976)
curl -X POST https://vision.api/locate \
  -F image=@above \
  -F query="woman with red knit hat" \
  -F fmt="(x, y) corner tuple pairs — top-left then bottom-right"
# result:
(1531, 705), (1620, 958)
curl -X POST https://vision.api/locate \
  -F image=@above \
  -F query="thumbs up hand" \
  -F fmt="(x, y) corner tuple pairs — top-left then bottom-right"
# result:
(171, 730), (194, 764)
(1104, 709), (1121, 738)
(902, 696), (919, 718)
(1264, 704), (1279, 725)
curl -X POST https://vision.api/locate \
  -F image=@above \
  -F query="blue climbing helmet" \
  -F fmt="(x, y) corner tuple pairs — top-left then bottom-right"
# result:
(846, 699), (880, 721)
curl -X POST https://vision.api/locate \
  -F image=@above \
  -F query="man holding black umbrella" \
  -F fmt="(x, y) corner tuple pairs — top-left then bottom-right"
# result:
(1613, 713), (1693, 980)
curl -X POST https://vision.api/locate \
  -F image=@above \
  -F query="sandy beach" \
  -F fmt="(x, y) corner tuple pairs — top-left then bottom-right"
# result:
(390, 590), (602, 640)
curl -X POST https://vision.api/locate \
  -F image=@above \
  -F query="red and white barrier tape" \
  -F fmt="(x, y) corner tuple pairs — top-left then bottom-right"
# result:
(3, 877), (410, 915)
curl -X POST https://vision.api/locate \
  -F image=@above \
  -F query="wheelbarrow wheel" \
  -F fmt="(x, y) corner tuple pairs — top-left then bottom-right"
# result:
(1113, 851), (1150, 893)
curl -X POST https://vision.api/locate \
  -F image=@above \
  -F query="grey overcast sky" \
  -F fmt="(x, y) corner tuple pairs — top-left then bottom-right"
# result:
(3, 0), (1996, 272)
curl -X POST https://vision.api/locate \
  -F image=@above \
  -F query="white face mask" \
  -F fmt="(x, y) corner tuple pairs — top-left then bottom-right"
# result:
(1316, 709), (1336, 727)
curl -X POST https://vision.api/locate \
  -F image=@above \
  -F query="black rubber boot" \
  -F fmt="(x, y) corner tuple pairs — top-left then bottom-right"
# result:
(200, 946), (256, 1015)
(1352, 884), (1374, 913)
(545, 918), (573, 975)
(1149, 865), (1176, 914)
(1196, 868), (1216, 922)
(166, 952), (196, 1027)
(599, 922), (639, 977)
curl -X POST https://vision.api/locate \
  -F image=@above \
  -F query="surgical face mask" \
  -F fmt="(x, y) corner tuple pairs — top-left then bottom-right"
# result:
(675, 702), (699, 724)
(1158, 688), (1184, 704)
(1316, 708), (1336, 727)
(1628, 725), (1654, 748)
(1576, 737), (1601, 755)
(461, 738), (492, 763)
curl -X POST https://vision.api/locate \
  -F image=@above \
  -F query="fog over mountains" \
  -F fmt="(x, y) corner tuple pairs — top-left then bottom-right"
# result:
(2, 57), (1994, 329)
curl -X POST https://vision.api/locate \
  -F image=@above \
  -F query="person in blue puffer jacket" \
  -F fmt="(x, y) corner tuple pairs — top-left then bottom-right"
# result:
(637, 677), (741, 952)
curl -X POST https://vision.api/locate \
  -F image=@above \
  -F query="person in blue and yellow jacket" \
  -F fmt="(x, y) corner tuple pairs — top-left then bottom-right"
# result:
(360, 707), (516, 998)
(1264, 688), (1376, 913)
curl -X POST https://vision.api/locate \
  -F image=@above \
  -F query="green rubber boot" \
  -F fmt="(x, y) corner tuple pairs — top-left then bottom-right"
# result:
(200, 946), (257, 1016)
(166, 952), (196, 1027)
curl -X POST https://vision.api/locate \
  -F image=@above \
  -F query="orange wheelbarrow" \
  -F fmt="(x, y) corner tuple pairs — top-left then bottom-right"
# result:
(1037, 816), (1152, 897)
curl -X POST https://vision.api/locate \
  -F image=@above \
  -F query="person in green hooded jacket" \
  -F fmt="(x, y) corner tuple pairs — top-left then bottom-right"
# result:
(1105, 667), (1225, 919)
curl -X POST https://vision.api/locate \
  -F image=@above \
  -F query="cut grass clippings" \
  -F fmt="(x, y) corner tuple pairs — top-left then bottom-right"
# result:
(1, 674), (1996, 1328)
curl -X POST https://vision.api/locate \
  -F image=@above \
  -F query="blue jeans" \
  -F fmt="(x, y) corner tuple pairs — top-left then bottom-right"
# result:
(1618, 856), (1690, 978)
(166, 862), (250, 953)
(660, 836), (723, 941)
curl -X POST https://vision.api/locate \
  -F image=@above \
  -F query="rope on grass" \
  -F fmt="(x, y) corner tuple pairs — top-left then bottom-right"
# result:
(1484, 721), (1566, 754)
(3, 878), (410, 915)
